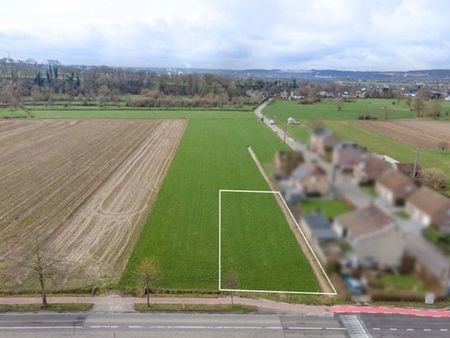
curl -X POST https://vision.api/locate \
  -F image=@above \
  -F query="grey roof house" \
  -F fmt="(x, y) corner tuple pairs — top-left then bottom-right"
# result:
(302, 212), (339, 242)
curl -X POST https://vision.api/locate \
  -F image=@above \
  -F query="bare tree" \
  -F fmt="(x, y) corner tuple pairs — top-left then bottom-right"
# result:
(437, 141), (449, 152)
(223, 270), (240, 305)
(412, 96), (425, 117)
(420, 168), (448, 192)
(335, 99), (343, 111)
(428, 101), (442, 119)
(133, 257), (160, 307)
(16, 239), (60, 306)
(405, 96), (412, 110)
(383, 106), (393, 120)
(309, 119), (325, 132)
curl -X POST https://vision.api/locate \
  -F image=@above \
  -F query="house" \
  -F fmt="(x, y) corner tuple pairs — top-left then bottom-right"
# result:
(405, 187), (450, 231)
(393, 162), (421, 179)
(332, 141), (361, 172)
(333, 205), (405, 268)
(292, 163), (329, 197)
(354, 154), (390, 184)
(405, 233), (450, 290)
(310, 129), (340, 157)
(376, 169), (417, 206)
(302, 212), (339, 242)
(272, 150), (303, 179)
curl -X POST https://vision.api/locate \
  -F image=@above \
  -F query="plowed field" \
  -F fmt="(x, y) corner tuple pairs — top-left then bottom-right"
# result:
(352, 119), (450, 149)
(0, 119), (185, 289)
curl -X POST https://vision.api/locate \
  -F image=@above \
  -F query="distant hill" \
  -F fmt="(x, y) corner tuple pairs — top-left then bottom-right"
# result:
(144, 67), (450, 82)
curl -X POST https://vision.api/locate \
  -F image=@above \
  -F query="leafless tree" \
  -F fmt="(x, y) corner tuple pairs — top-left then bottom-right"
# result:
(420, 168), (448, 192)
(14, 239), (60, 306)
(335, 99), (343, 111)
(413, 96), (425, 117)
(133, 257), (160, 307)
(437, 141), (449, 152)
(223, 270), (240, 305)
(428, 101), (442, 119)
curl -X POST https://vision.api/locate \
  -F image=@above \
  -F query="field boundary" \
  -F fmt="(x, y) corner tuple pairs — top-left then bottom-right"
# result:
(218, 189), (337, 295)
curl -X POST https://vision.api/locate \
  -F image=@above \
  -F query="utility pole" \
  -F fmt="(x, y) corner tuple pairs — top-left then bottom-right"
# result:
(413, 148), (420, 178)
(283, 122), (288, 144)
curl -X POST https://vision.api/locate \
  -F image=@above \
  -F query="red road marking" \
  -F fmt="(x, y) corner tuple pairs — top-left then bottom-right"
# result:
(331, 306), (450, 318)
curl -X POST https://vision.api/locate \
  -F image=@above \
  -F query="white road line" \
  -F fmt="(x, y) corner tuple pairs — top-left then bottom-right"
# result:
(424, 329), (432, 331)
(90, 325), (119, 329)
(326, 327), (347, 330)
(0, 326), (84, 330)
(390, 328), (398, 331)
(128, 325), (144, 328)
(287, 327), (322, 330)
(372, 328), (380, 330)
(144, 325), (283, 330)
(406, 328), (415, 331)
(441, 329), (448, 331)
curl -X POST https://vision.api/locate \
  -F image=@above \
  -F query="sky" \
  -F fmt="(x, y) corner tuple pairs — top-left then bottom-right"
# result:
(0, 0), (449, 70)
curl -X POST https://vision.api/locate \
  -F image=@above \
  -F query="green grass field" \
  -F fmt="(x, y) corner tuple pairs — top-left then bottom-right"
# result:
(221, 192), (318, 292)
(264, 99), (450, 121)
(0, 108), (28, 118)
(120, 117), (320, 292)
(28, 109), (253, 120)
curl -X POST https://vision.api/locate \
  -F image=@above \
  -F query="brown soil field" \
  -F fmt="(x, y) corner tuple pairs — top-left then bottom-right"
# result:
(352, 119), (450, 149)
(0, 119), (186, 290)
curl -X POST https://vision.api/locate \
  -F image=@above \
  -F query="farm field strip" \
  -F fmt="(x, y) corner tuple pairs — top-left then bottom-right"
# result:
(0, 119), (186, 289)
(352, 119), (450, 149)
(121, 118), (321, 293)
(220, 190), (321, 293)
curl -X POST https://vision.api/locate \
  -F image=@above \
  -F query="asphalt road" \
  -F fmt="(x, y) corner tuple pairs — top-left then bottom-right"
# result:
(2, 311), (450, 337)
(0, 312), (346, 338)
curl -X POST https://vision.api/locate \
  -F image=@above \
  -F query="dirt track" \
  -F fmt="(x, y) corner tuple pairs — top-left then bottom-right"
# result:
(0, 119), (186, 289)
(353, 119), (450, 149)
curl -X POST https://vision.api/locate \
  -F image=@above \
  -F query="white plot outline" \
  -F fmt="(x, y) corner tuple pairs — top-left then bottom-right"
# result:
(218, 189), (337, 295)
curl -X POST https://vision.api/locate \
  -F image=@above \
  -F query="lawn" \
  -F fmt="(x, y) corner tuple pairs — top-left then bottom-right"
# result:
(264, 99), (416, 121)
(221, 192), (319, 292)
(377, 274), (427, 293)
(299, 199), (352, 220)
(325, 120), (450, 191)
(120, 117), (320, 292)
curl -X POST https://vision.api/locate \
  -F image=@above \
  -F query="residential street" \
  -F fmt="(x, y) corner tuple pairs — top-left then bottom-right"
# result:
(254, 100), (372, 208)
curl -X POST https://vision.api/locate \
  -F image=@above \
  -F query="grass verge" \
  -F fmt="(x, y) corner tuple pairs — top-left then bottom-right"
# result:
(0, 303), (93, 313)
(134, 303), (257, 313)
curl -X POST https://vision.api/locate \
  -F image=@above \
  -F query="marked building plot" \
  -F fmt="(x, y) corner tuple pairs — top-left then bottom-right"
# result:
(219, 190), (336, 294)
(0, 119), (186, 289)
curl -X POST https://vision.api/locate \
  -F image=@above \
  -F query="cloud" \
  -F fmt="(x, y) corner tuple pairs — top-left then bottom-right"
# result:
(0, 0), (449, 70)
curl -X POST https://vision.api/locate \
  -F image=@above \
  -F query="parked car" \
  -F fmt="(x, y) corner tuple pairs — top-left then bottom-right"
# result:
(342, 274), (365, 295)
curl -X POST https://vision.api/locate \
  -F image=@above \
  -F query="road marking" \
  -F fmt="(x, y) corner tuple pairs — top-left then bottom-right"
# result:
(287, 327), (322, 330)
(372, 327), (380, 330)
(441, 329), (448, 331)
(390, 328), (398, 331)
(340, 315), (369, 338)
(90, 325), (119, 329)
(424, 329), (432, 331)
(128, 325), (144, 328)
(406, 328), (415, 331)
(0, 326), (84, 330)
